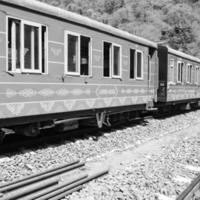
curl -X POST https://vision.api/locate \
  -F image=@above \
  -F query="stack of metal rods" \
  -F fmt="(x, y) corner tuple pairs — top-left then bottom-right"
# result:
(0, 160), (109, 200)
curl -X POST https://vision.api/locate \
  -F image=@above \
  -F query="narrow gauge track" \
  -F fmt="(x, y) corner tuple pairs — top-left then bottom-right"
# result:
(0, 115), (151, 154)
(177, 174), (200, 200)
(0, 109), (196, 154)
(0, 160), (108, 200)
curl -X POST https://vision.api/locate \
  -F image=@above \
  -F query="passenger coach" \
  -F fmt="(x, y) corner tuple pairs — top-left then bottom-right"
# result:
(0, 0), (158, 139)
(158, 45), (200, 109)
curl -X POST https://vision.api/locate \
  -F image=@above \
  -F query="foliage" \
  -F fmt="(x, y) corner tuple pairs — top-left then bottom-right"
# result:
(37, 0), (200, 58)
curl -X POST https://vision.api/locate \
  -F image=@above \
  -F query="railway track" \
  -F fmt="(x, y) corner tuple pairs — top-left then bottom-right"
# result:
(0, 113), (153, 154)
(177, 173), (200, 200)
(0, 160), (108, 200)
(1, 109), (200, 199)
(0, 108), (195, 154)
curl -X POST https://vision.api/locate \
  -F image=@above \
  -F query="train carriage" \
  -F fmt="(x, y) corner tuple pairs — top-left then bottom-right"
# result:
(0, 0), (158, 138)
(157, 45), (200, 108)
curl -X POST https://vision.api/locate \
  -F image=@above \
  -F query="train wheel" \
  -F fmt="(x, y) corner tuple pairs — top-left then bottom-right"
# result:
(14, 123), (40, 137)
(23, 123), (40, 137)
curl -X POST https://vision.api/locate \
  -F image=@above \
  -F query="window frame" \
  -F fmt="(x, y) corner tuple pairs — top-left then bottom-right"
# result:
(102, 40), (112, 78)
(64, 31), (92, 77)
(80, 35), (92, 77)
(6, 16), (48, 74)
(177, 61), (183, 83)
(102, 40), (122, 79)
(129, 48), (136, 80)
(135, 50), (144, 80)
(64, 31), (80, 76)
(21, 20), (42, 73)
(169, 59), (174, 82)
(186, 63), (192, 84)
(42, 25), (48, 75)
(195, 66), (199, 85)
(112, 43), (122, 79)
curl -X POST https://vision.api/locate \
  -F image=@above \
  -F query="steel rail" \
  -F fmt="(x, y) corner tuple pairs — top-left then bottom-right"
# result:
(0, 162), (84, 193)
(177, 174), (200, 200)
(35, 168), (109, 200)
(0, 177), (59, 200)
(48, 185), (83, 200)
(0, 160), (79, 189)
(19, 174), (88, 200)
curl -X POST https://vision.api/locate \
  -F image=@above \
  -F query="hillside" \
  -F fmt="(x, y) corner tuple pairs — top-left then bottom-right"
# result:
(37, 0), (200, 57)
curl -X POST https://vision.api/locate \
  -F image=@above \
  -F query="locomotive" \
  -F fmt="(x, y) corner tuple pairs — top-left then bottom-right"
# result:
(0, 0), (200, 141)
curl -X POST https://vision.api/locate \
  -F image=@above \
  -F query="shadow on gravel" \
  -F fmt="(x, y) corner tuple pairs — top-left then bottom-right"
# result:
(0, 117), (149, 155)
(2, 108), (196, 155)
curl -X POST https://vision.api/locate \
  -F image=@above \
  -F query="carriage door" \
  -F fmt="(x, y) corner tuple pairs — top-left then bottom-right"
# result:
(146, 47), (156, 109)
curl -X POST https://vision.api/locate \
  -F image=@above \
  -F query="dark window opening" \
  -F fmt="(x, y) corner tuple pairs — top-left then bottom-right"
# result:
(68, 34), (78, 73)
(178, 62), (184, 82)
(103, 42), (111, 77)
(42, 26), (47, 73)
(187, 64), (192, 83)
(113, 45), (120, 76)
(80, 36), (90, 76)
(130, 49), (135, 79)
(137, 51), (142, 78)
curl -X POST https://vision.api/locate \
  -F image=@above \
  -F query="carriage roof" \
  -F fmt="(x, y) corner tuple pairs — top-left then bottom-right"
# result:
(167, 46), (200, 63)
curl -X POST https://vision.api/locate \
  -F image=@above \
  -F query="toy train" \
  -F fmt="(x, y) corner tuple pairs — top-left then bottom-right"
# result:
(0, 0), (200, 141)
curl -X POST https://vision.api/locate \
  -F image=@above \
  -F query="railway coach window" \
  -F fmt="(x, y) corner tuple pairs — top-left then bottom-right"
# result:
(103, 42), (121, 78)
(8, 18), (20, 72)
(136, 51), (143, 79)
(103, 42), (111, 77)
(81, 36), (91, 76)
(129, 49), (143, 80)
(177, 61), (184, 83)
(195, 66), (200, 85)
(187, 64), (192, 83)
(7, 17), (47, 74)
(169, 59), (174, 82)
(113, 45), (121, 78)
(67, 34), (79, 74)
(130, 49), (135, 79)
(65, 32), (91, 76)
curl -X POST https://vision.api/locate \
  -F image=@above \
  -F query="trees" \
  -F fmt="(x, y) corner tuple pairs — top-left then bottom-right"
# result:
(36, 0), (200, 58)
(104, 0), (124, 14)
(160, 3), (199, 53)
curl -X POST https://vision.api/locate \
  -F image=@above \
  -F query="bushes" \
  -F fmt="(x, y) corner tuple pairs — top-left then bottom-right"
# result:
(37, 0), (200, 57)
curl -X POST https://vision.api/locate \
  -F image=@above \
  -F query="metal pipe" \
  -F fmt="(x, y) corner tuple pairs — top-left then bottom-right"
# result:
(0, 162), (84, 193)
(0, 177), (59, 200)
(35, 168), (109, 200)
(19, 174), (88, 200)
(49, 185), (83, 200)
(54, 116), (93, 125)
(0, 160), (79, 189)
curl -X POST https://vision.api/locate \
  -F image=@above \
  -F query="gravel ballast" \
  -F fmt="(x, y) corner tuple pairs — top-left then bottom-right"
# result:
(65, 135), (200, 200)
(1, 110), (200, 199)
